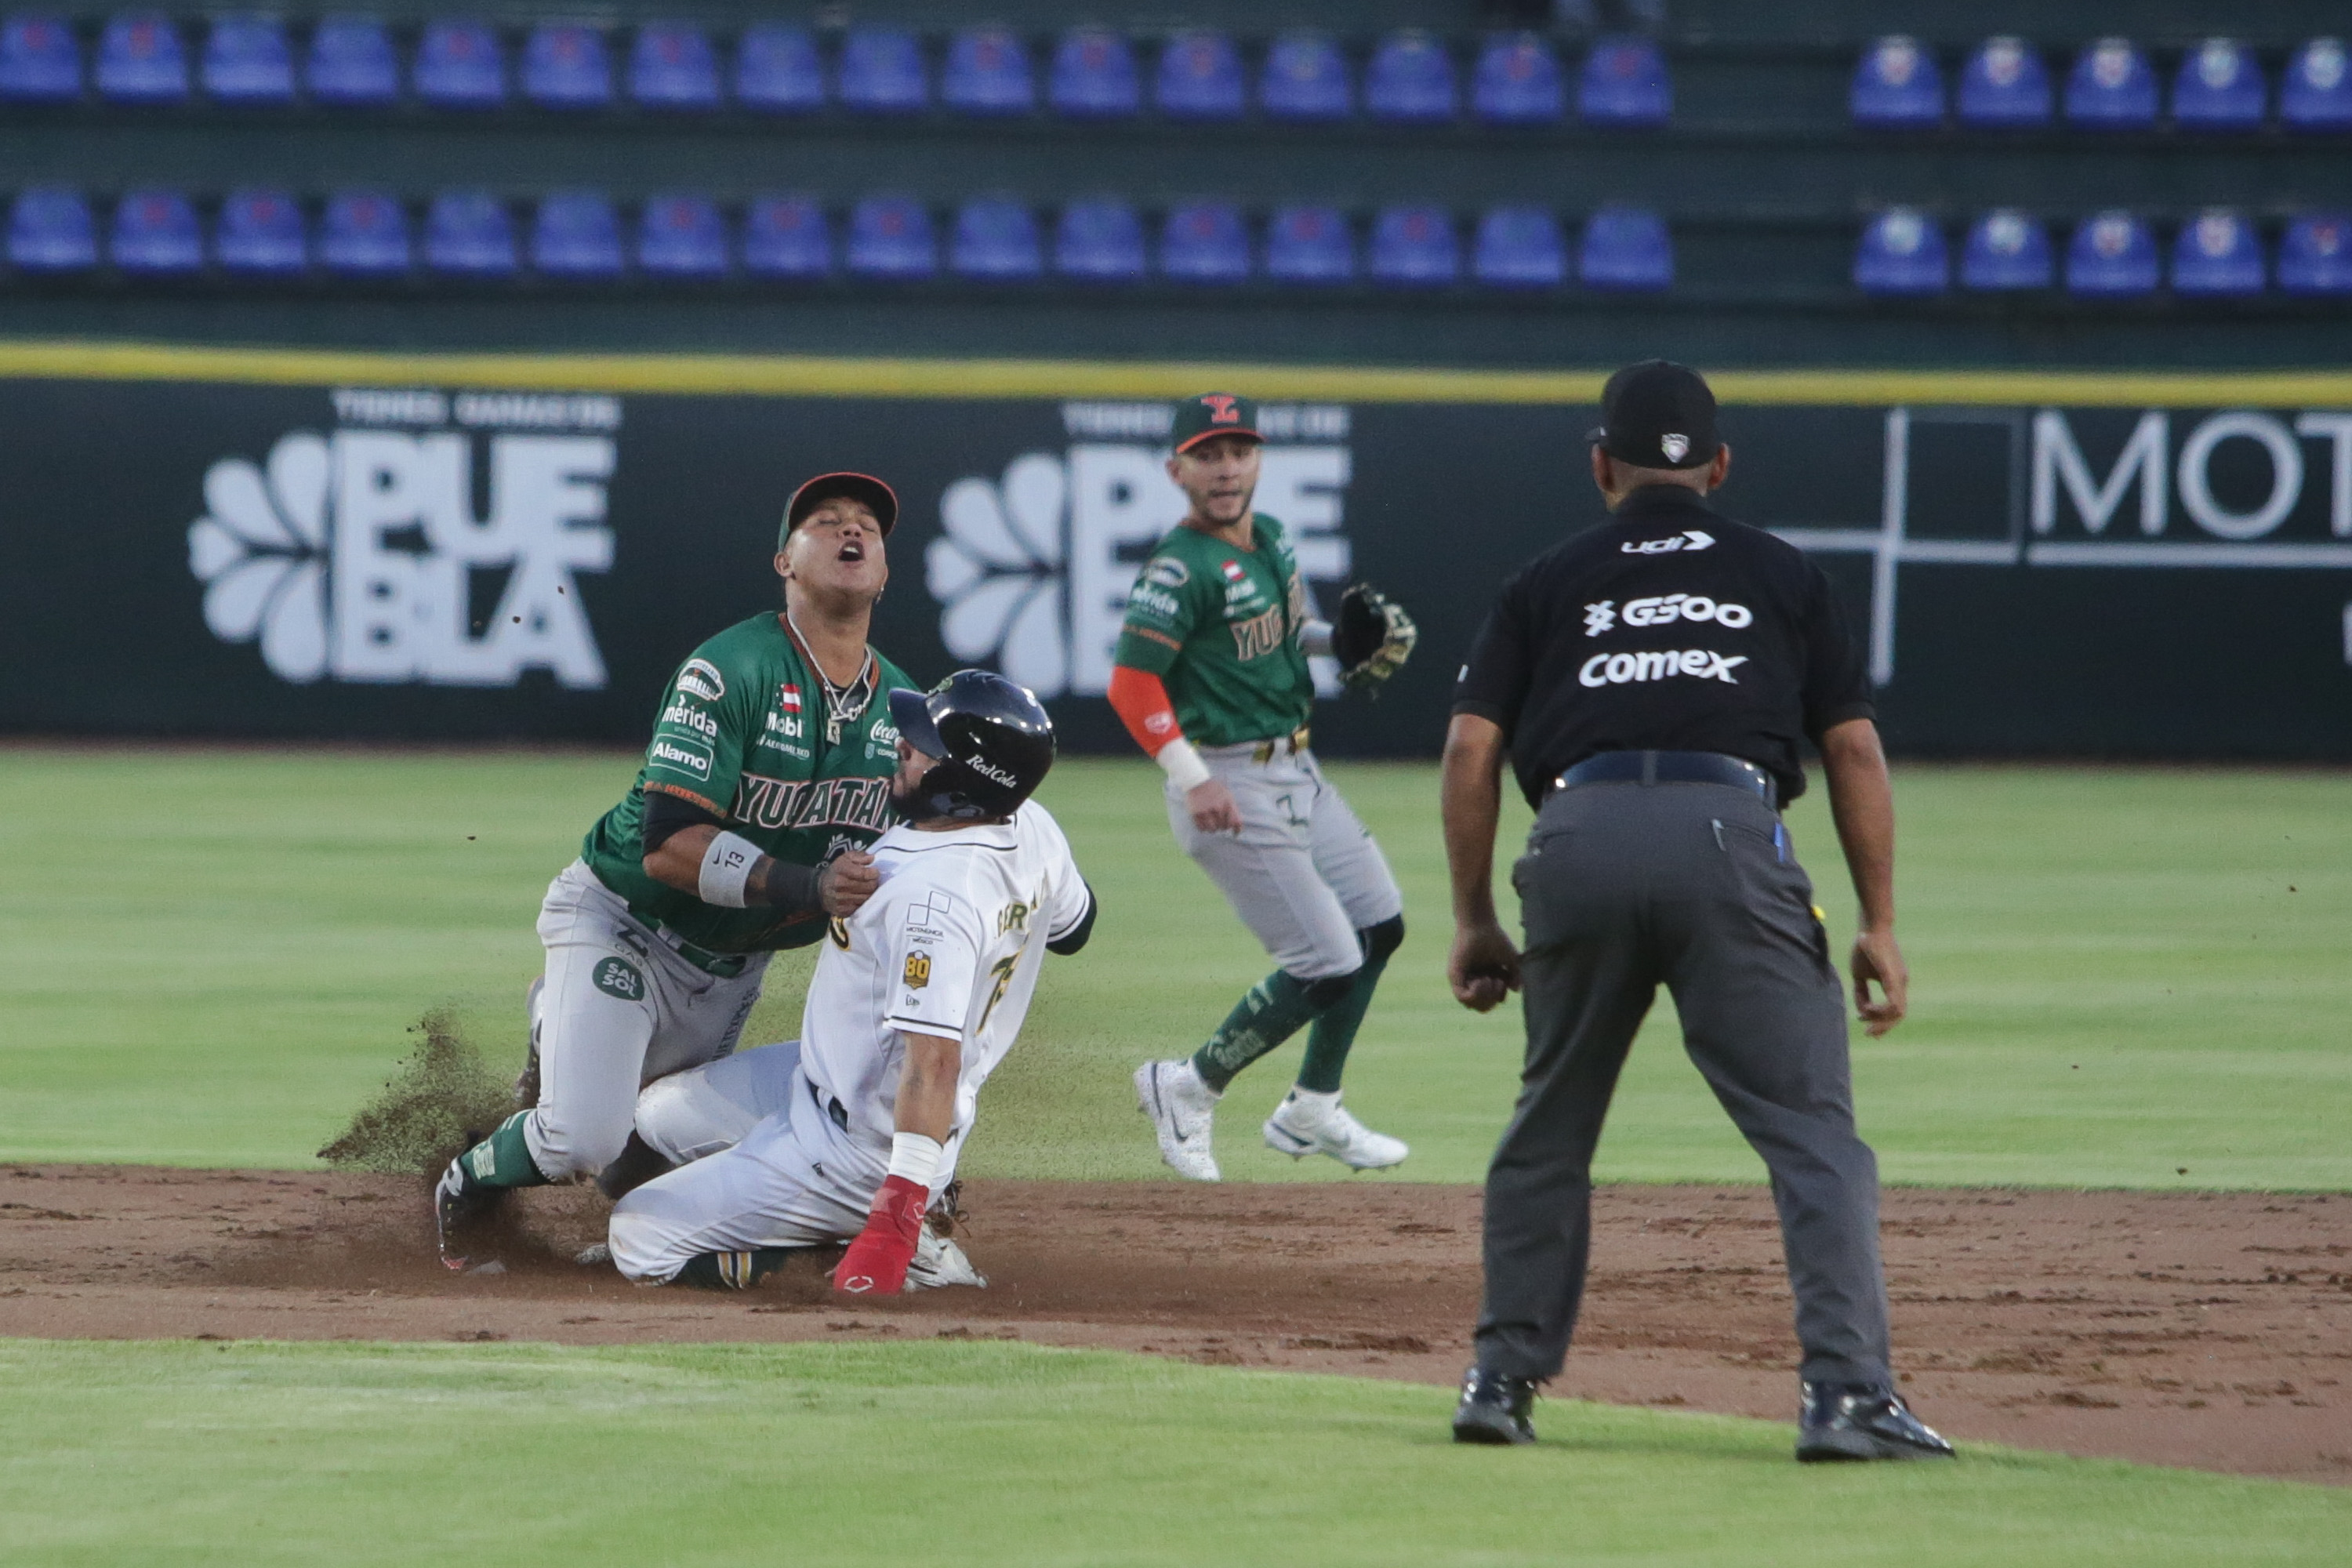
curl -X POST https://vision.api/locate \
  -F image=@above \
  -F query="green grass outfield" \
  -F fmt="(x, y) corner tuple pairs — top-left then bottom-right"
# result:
(2, 1338), (2343, 1568)
(1, 747), (2347, 1188)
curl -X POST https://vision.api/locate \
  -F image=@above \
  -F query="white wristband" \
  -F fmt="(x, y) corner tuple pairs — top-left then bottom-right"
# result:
(887, 1132), (943, 1187)
(1155, 736), (1214, 793)
(696, 829), (761, 908)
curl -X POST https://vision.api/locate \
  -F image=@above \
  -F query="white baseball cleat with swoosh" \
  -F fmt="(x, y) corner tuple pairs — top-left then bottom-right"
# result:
(1262, 1089), (1408, 1171)
(1135, 1059), (1221, 1181)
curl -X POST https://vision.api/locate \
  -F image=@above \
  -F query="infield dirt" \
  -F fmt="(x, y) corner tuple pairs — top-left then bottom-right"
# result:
(2, 1166), (2345, 1485)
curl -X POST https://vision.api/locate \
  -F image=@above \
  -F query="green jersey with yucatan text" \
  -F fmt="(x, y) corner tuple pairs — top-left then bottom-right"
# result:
(581, 612), (916, 953)
(1115, 514), (1314, 748)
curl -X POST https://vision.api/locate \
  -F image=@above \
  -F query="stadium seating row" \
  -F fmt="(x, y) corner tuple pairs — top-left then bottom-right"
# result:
(1858, 207), (2352, 296)
(2, 187), (1676, 289)
(1854, 34), (2352, 131)
(0, 15), (1670, 125)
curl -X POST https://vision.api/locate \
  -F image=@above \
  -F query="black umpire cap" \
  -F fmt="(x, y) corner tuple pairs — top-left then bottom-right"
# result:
(1586, 359), (1720, 470)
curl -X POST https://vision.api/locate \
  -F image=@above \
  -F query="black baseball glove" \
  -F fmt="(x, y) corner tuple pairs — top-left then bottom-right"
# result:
(1330, 583), (1417, 691)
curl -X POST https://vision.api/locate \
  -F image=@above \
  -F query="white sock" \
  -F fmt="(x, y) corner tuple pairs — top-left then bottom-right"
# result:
(1176, 1058), (1221, 1100)
(1285, 1086), (1341, 1117)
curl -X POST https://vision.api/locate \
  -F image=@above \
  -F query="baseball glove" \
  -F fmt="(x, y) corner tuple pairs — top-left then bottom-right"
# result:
(1331, 583), (1417, 692)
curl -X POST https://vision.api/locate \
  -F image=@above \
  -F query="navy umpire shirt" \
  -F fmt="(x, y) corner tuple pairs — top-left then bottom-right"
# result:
(1452, 485), (1875, 809)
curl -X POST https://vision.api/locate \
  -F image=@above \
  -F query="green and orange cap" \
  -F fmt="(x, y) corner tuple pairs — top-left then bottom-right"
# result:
(1170, 392), (1262, 453)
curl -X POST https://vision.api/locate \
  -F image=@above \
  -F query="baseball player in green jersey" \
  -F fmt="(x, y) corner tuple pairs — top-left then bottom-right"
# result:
(435, 471), (920, 1267)
(1115, 393), (1421, 1181)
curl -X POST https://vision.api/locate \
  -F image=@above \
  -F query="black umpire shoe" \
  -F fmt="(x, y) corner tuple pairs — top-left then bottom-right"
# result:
(1452, 1367), (1538, 1445)
(1796, 1382), (1956, 1462)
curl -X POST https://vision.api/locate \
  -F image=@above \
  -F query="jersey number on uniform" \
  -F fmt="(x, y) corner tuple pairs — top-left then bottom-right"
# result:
(975, 955), (1019, 1036)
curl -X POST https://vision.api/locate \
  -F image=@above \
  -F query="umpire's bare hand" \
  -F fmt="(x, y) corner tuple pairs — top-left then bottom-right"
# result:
(1849, 928), (1908, 1036)
(819, 849), (881, 916)
(1447, 920), (1523, 1012)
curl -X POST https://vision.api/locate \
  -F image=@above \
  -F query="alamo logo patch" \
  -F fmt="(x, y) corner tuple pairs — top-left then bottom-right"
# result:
(675, 657), (726, 702)
(593, 956), (646, 1001)
(902, 953), (931, 989)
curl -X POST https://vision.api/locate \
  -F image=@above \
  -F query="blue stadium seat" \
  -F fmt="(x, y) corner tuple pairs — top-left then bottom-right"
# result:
(1851, 35), (1942, 127)
(2278, 212), (2352, 293)
(415, 19), (506, 109)
(1265, 204), (1352, 283)
(2172, 39), (2264, 130)
(6, 185), (95, 270)
(628, 21), (717, 111)
(950, 197), (1040, 280)
(216, 187), (306, 274)
(742, 193), (829, 276)
(96, 12), (187, 102)
(202, 16), (292, 104)
(319, 188), (408, 274)
(1159, 200), (1249, 283)
(1578, 35), (1669, 126)
(1472, 33), (1560, 124)
(1365, 31), (1454, 123)
(840, 27), (925, 114)
(1369, 203), (1457, 285)
(1259, 31), (1348, 122)
(1054, 197), (1145, 281)
(1, 13), (80, 101)
(111, 187), (201, 274)
(1960, 209), (2053, 289)
(1579, 204), (1671, 289)
(942, 27), (1032, 115)
(531, 191), (622, 278)
(1472, 204), (1563, 287)
(1049, 27), (1137, 118)
(1853, 208), (1947, 295)
(2282, 39), (2352, 132)
(306, 15), (397, 107)
(1957, 36), (2049, 127)
(637, 191), (727, 278)
(735, 24), (822, 113)
(847, 194), (935, 278)
(2064, 211), (2158, 296)
(2064, 38), (2156, 129)
(524, 24), (609, 109)
(425, 189), (517, 276)
(2171, 209), (2264, 296)
(1156, 31), (1242, 119)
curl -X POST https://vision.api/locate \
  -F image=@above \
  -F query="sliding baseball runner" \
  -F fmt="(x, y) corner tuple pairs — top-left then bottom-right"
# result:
(436, 472), (919, 1268)
(604, 671), (1094, 1294)
(1115, 392), (1421, 1181)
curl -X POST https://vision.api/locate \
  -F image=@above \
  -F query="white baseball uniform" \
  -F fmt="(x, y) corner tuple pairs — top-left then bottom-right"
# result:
(607, 798), (1091, 1284)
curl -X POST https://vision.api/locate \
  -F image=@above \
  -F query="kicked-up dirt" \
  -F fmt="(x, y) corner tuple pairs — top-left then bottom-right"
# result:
(1, 1166), (2346, 1484)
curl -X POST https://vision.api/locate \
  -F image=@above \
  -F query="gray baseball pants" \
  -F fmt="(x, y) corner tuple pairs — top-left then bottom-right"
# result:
(1474, 779), (1893, 1388)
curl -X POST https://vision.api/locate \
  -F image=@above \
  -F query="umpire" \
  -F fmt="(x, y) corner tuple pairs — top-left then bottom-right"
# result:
(1439, 361), (1952, 1462)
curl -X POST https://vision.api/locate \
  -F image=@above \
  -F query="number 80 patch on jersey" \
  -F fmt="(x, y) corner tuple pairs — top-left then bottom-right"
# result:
(902, 953), (931, 989)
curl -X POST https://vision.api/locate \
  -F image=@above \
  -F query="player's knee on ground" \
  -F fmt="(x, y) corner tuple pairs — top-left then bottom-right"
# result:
(1292, 968), (1361, 1011)
(1363, 914), (1405, 965)
(524, 1108), (632, 1183)
(606, 1196), (683, 1284)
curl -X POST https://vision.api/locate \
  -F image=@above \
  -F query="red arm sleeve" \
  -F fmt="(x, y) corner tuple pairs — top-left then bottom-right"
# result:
(1108, 664), (1185, 757)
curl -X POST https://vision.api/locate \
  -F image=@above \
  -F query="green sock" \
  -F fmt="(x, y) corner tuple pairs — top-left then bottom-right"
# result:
(673, 1248), (797, 1290)
(458, 1111), (549, 1191)
(1191, 971), (1323, 1093)
(1296, 942), (1394, 1094)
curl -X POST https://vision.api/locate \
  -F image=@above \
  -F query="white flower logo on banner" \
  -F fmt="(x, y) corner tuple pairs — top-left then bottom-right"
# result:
(927, 453), (1071, 696)
(185, 434), (332, 683)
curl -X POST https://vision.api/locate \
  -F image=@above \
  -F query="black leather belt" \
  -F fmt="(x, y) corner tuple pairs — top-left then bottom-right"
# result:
(1552, 750), (1777, 808)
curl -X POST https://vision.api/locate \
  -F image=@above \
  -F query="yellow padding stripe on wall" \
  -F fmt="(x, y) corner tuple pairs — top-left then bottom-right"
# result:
(1, 339), (2349, 407)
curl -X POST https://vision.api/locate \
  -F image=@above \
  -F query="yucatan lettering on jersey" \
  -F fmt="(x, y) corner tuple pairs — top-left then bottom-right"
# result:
(1114, 513), (1315, 747)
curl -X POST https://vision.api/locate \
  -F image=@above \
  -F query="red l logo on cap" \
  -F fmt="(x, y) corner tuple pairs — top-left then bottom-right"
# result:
(1201, 394), (1240, 424)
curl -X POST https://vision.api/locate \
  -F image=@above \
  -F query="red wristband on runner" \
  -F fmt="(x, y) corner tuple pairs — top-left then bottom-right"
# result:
(1108, 665), (1183, 757)
(833, 1174), (927, 1296)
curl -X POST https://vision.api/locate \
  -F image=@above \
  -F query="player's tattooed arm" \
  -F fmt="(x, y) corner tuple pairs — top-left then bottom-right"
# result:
(640, 789), (877, 915)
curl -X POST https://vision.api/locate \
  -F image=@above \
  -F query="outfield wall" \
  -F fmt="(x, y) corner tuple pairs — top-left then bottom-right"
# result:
(5, 343), (2350, 759)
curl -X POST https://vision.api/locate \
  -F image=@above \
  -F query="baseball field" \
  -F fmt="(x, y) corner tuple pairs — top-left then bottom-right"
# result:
(3, 745), (2348, 1563)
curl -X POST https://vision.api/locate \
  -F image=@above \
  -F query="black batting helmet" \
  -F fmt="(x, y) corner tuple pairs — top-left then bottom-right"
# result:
(886, 671), (1055, 821)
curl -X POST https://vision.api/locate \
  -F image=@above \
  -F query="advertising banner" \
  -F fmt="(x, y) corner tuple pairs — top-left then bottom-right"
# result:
(3, 349), (2348, 759)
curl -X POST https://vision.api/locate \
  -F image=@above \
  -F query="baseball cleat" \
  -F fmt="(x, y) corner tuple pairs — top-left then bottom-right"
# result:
(906, 1231), (988, 1290)
(1262, 1090), (1408, 1171)
(1795, 1382), (1956, 1462)
(1452, 1367), (1537, 1445)
(1134, 1059), (1221, 1181)
(432, 1156), (500, 1271)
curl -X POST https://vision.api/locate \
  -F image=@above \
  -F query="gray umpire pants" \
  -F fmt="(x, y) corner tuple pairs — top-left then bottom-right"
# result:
(1474, 778), (1893, 1388)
